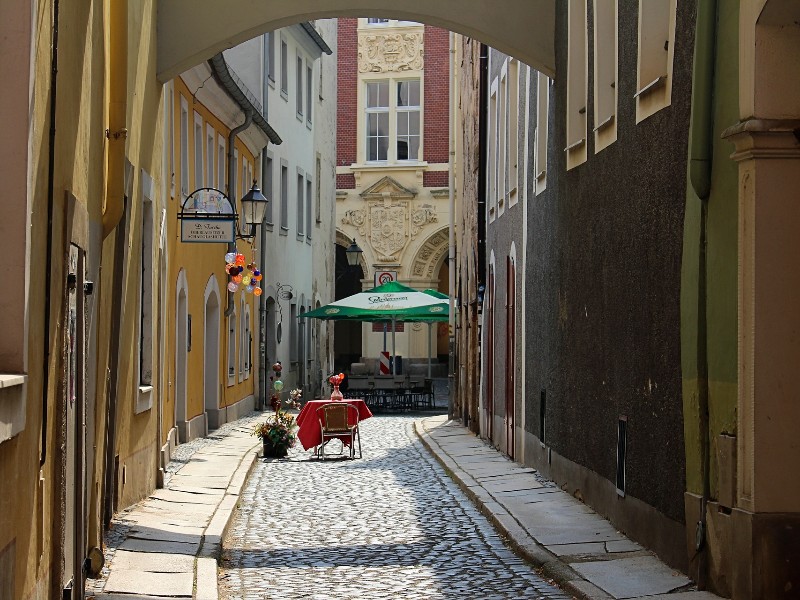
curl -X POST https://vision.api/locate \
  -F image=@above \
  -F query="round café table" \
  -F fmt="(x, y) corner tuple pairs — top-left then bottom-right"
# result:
(295, 398), (373, 451)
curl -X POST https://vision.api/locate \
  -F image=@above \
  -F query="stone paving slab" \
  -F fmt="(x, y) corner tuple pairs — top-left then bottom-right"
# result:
(416, 416), (722, 600)
(86, 413), (262, 600)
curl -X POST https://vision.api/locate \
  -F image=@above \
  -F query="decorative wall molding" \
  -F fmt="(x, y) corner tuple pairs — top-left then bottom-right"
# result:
(411, 227), (449, 278)
(358, 31), (424, 73)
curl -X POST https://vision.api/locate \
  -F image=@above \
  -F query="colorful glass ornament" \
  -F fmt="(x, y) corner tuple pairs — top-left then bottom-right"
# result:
(242, 275), (251, 285)
(246, 285), (254, 293)
(232, 275), (243, 284)
(253, 287), (263, 297)
(227, 282), (238, 292)
(235, 253), (245, 266)
(273, 379), (284, 392)
(224, 252), (236, 263)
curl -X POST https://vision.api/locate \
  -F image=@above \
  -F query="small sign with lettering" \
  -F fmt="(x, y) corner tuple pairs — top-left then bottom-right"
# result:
(180, 218), (235, 243)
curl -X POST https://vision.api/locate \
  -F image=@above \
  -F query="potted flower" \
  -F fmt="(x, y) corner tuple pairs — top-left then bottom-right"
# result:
(253, 396), (298, 458)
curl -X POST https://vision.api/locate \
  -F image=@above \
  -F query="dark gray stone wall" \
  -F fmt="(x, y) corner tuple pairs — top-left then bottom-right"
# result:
(520, 0), (696, 524)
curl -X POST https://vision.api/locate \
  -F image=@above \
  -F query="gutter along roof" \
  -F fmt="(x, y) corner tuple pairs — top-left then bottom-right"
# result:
(208, 53), (283, 145)
(299, 22), (333, 55)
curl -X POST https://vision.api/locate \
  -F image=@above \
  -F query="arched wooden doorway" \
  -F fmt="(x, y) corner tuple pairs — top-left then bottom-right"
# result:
(203, 277), (221, 431)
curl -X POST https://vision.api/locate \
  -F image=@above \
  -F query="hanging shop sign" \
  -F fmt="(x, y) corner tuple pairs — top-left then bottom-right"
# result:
(178, 187), (236, 243)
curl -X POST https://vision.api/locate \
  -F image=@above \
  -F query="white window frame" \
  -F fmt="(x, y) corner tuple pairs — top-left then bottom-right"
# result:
(227, 304), (237, 386)
(265, 152), (274, 225)
(364, 18), (420, 27)
(508, 59), (520, 207)
(363, 77), (422, 164)
(535, 73), (550, 196)
(498, 64), (507, 216)
(306, 64), (313, 126)
(296, 169), (305, 236)
(193, 112), (204, 192)
(296, 54), (304, 119)
(206, 125), (215, 188)
(635, 0), (677, 123)
(280, 160), (289, 232)
(280, 37), (289, 99)
(180, 96), (189, 198)
(217, 134), (226, 194)
(306, 176), (312, 240)
(565, 0), (588, 170)
(488, 78), (498, 223)
(594, 0), (618, 151)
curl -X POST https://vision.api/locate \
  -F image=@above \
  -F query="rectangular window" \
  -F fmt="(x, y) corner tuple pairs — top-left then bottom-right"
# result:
(296, 55), (304, 117)
(306, 177), (312, 239)
(636, 0), (676, 122)
(281, 39), (288, 96)
(315, 155), (322, 223)
(307, 65), (313, 124)
(267, 32), (275, 83)
(169, 84), (175, 197)
(488, 81), (498, 221)
(193, 113), (204, 191)
(566, 0), (588, 169)
(297, 172), (304, 235)
(280, 162), (289, 230)
(535, 72), (549, 195)
(594, 0), (618, 151)
(265, 155), (274, 225)
(206, 126), (215, 188)
(180, 97), (189, 197)
(498, 68), (507, 215)
(367, 18), (389, 24)
(366, 81), (390, 162)
(233, 149), (239, 200)
(217, 135), (226, 194)
(227, 311), (236, 383)
(139, 195), (154, 387)
(396, 80), (420, 161)
(508, 60), (520, 206)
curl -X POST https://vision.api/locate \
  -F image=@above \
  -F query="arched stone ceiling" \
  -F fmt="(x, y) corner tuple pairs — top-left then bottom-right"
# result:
(157, 0), (555, 82)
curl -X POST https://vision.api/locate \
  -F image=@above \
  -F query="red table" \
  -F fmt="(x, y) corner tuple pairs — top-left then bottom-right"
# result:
(296, 399), (373, 451)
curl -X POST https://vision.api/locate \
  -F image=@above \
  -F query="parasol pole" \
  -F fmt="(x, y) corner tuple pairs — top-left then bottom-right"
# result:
(428, 322), (433, 378)
(392, 316), (397, 375)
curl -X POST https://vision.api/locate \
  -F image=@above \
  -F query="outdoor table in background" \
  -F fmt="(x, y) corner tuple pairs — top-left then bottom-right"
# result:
(296, 399), (373, 451)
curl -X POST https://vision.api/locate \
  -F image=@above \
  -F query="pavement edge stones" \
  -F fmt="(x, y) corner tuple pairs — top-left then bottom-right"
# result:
(413, 419), (612, 600)
(199, 445), (260, 599)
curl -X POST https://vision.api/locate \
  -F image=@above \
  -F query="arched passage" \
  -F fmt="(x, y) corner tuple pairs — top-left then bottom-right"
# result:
(157, 1), (555, 82)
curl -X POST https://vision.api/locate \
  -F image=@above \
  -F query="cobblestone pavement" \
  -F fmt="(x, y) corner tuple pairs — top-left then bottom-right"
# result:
(220, 414), (572, 600)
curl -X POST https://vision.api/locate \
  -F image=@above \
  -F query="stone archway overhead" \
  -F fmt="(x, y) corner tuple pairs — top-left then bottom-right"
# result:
(157, 0), (555, 82)
(412, 226), (449, 279)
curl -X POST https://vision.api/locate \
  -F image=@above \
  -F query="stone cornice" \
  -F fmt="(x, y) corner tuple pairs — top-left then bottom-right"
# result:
(723, 118), (800, 162)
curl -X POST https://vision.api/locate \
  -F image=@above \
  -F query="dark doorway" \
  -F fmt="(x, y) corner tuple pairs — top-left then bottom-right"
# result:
(333, 243), (364, 373)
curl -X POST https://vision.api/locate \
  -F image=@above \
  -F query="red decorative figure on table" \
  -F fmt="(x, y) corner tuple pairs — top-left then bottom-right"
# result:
(328, 372), (345, 401)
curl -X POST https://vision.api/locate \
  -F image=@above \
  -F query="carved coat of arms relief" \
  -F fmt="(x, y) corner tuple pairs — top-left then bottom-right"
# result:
(358, 31), (424, 73)
(369, 202), (408, 262)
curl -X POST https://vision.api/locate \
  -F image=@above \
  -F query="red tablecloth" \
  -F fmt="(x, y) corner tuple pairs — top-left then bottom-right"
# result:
(296, 399), (373, 450)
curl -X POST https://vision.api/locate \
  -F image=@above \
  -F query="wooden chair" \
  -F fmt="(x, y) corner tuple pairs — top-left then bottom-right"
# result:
(316, 403), (361, 460)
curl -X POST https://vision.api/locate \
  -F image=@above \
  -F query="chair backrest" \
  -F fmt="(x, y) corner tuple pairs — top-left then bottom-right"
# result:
(317, 403), (358, 432)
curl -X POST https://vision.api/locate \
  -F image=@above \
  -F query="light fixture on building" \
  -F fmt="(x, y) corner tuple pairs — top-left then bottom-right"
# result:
(238, 181), (269, 239)
(345, 238), (363, 267)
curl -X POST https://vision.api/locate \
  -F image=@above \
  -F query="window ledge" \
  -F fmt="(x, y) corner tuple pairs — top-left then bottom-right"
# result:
(297, 233), (305, 241)
(0, 374), (26, 444)
(280, 226), (289, 236)
(564, 138), (586, 153)
(634, 75), (667, 99)
(593, 114), (615, 132)
(135, 385), (153, 414)
(350, 161), (429, 173)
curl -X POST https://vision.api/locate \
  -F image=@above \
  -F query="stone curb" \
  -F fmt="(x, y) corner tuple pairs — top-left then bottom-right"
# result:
(414, 419), (611, 600)
(197, 443), (260, 600)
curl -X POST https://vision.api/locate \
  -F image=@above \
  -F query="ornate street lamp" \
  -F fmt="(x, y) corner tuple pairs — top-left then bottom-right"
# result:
(345, 238), (363, 267)
(238, 181), (269, 239)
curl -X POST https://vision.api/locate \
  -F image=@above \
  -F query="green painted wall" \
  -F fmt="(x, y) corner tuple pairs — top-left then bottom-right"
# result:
(682, 0), (740, 498)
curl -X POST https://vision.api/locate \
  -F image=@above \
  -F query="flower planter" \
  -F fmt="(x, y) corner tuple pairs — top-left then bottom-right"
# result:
(262, 440), (289, 458)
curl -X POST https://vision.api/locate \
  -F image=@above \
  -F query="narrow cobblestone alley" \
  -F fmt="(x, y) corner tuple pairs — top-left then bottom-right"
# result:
(219, 415), (571, 599)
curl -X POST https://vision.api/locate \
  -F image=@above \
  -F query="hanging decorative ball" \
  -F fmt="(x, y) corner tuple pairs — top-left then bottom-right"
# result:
(227, 281), (239, 293)
(232, 275), (243, 284)
(225, 252), (236, 263)
(246, 285), (255, 293)
(253, 269), (261, 277)
(242, 275), (252, 285)
(272, 362), (282, 372)
(254, 274), (263, 282)
(253, 287), (263, 297)
(273, 379), (284, 392)
(226, 264), (236, 275)
(235, 253), (246, 266)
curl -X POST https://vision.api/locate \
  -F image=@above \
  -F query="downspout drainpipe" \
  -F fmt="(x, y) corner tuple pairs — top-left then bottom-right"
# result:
(687, 0), (717, 588)
(448, 31), (456, 420)
(41, 0), (61, 467)
(225, 110), (253, 319)
(101, 0), (128, 527)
